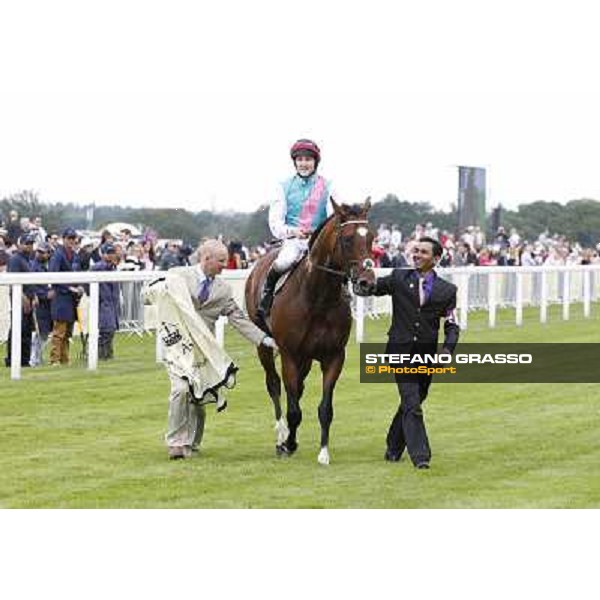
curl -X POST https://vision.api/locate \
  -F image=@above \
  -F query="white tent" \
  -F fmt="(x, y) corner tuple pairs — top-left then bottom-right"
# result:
(103, 222), (142, 237)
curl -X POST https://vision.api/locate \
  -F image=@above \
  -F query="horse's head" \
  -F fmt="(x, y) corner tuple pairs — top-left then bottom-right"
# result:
(311, 197), (376, 290)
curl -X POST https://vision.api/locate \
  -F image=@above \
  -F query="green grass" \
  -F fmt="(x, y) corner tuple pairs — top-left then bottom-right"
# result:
(1, 304), (599, 508)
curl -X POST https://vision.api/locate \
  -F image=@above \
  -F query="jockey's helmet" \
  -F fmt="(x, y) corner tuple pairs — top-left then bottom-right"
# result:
(290, 139), (321, 168)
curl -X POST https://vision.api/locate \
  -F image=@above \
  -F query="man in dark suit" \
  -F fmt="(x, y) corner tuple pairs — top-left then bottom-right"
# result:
(91, 243), (120, 360)
(48, 227), (83, 366)
(29, 241), (54, 366)
(4, 234), (37, 367)
(357, 236), (460, 469)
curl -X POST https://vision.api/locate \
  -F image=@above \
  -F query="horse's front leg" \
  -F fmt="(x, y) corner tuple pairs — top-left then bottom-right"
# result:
(279, 354), (311, 456)
(317, 353), (345, 465)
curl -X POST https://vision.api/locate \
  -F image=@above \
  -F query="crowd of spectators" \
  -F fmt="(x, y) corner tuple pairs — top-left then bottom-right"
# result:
(0, 210), (262, 273)
(3, 208), (600, 366)
(0, 209), (271, 367)
(3, 208), (600, 276)
(370, 222), (600, 269)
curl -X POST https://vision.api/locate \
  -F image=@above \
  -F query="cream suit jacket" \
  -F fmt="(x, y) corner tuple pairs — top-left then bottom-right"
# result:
(169, 266), (266, 346)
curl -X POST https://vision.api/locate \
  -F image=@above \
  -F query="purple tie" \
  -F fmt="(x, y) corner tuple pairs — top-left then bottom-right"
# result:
(198, 278), (212, 303)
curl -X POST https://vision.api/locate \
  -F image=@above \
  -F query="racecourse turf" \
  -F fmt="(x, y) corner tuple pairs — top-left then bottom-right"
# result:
(1, 303), (599, 508)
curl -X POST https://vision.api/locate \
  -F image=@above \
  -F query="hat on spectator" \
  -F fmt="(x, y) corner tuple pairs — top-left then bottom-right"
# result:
(62, 226), (78, 238)
(101, 243), (117, 255)
(36, 242), (51, 253)
(18, 233), (36, 245)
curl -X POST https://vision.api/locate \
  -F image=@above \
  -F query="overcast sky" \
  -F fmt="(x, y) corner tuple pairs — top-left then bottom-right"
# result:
(2, 1), (600, 214)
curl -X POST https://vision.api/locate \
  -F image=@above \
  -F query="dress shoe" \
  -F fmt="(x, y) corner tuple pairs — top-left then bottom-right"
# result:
(415, 461), (430, 470)
(182, 445), (193, 458)
(168, 446), (185, 460)
(384, 449), (401, 462)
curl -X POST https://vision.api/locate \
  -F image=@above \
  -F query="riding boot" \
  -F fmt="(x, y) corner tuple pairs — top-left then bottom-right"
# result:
(257, 267), (282, 319)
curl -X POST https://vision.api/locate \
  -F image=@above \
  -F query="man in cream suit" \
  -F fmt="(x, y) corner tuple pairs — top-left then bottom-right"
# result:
(163, 239), (277, 460)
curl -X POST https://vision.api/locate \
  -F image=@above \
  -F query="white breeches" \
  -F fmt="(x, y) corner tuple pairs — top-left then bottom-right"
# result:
(273, 237), (309, 272)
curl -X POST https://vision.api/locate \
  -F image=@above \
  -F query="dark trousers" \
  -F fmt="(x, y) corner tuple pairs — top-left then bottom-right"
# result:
(387, 375), (432, 465)
(35, 299), (53, 339)
(5, 312), (33, 367)
(98, 330), (115, 359)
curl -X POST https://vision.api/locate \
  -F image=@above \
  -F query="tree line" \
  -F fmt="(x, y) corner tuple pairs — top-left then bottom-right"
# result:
(3, 190), (600, 247)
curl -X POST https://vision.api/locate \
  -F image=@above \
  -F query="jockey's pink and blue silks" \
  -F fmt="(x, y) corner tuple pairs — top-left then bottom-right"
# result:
(283, 174), (331, 231)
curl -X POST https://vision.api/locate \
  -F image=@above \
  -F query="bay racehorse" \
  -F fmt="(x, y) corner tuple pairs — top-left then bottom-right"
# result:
(245, 198), (375, 464)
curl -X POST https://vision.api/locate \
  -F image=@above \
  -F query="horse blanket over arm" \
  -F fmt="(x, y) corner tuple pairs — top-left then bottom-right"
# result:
(143, 272), (238, 411)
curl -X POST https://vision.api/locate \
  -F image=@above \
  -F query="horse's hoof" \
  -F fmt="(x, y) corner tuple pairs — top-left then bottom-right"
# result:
(275, 444), (289, 457)
(317, 448), (330, 466)
(276, 441), (297, 457)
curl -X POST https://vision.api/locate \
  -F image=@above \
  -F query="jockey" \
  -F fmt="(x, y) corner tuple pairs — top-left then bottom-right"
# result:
(257, 138), (336, 319)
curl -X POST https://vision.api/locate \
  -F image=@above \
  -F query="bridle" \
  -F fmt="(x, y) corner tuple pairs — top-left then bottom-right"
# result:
(310, 217), (374, 280)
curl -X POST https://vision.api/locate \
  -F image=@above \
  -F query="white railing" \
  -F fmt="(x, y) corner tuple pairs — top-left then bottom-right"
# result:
(358, 264), (600, 335)
(1, 270), (158, 380)
(2, 264), (600, 380)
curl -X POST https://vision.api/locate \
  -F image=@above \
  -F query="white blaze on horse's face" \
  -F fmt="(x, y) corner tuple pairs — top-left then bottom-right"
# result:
(357, 226), (368, 238)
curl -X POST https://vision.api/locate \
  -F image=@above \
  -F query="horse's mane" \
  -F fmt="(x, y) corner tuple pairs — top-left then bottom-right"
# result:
(308, 204), (366, 249)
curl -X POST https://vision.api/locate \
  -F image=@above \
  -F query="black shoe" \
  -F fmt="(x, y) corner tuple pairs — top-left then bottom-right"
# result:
(415, 461), (430, 470)
(384, 449), (401, 462)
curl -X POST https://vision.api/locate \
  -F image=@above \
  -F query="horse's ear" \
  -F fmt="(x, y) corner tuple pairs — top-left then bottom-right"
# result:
(363, 196), (372, 211)
(330, 196), (341, 214)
